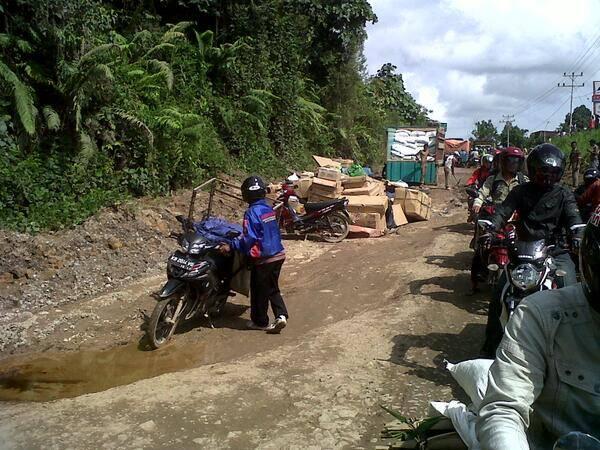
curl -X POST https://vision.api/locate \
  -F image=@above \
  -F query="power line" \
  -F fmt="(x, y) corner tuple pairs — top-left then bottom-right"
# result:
(513, 31), (600, 119)
(558, 72), (585, 133)
(532, 95), (571, 131)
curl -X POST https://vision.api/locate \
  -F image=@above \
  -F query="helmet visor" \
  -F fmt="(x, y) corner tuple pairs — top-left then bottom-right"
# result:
(534, 166), (562, 186)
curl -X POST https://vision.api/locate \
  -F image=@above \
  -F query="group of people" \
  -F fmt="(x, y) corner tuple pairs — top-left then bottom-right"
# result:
(461, 143), (600, 448)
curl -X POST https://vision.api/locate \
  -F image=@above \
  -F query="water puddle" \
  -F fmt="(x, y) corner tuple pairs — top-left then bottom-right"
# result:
(0, 340), (210, 402)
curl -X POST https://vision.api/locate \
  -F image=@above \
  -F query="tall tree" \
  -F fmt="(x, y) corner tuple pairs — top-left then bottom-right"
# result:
(499, 123), (528, 148)
(471, 120), (498, 142)
(558, 104), (592, 132)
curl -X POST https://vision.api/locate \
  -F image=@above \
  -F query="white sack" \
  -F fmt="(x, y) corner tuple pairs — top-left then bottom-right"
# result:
(430, 401), (480, 450)
(445, 359), (494, 411)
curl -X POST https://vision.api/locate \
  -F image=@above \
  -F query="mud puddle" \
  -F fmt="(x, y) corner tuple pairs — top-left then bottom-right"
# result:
(0, 337), (231, 402)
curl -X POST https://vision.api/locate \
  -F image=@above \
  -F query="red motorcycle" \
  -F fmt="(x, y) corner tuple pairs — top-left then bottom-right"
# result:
(475, 210), (519, 286)
(273, 183), (351, 243)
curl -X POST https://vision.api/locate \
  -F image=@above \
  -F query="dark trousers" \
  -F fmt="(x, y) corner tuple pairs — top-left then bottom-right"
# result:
(480, 252), (577, 357)
(250, 259), (288, 327)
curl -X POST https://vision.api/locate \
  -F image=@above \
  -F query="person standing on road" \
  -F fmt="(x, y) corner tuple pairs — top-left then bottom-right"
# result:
(220, 176), (289, 334)
(420, 143), (429, 185)
(476, 206), (600, 449)
(566, 141), (581, 186)
(589, 139), (599, 169)
(480, 144), (584, 357)
(443, 152), (455, 189)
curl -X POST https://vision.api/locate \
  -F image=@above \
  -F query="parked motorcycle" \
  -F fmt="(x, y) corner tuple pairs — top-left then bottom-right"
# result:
(146, 216), (237, 349)
(478, 220), (562, 326)
(275, 183), (351, 243)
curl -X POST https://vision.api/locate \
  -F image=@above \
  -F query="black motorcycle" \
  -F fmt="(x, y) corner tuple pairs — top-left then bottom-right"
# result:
(146, 216), (237, 349)
(498, 238), (561, 326)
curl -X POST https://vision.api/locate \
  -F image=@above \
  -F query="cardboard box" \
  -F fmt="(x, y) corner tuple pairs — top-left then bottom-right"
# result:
(391, 203), (408, 226)
(294, 177), (313, 199)
(312, 155), (342, 169)
(308, 192), (341, 202)
(394, 187), (432, 221)
(346, 195), (388, 214)
(334, 158), (354, 168)
(350, 212), (386, 230)
(312, 176), (342, 190)
(343, 185), (371, 196)
(317, 167), (342, 182)
(348, 224), (384, 238)
(342, 175), (367, 188)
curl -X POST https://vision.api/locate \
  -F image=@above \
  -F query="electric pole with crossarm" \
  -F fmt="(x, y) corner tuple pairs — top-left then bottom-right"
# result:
(559, 72), (584, 134)
(500, 114), (515, 147)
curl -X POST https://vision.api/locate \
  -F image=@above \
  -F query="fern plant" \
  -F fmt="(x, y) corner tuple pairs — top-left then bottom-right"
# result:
(0, 61), (38, 135)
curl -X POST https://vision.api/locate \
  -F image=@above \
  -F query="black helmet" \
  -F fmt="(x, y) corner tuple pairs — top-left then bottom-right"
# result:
(527, 144), (565, 188)
(580, 205), (600, 308)
(241, 175), (266, 203)
(583, 167), (600, 185)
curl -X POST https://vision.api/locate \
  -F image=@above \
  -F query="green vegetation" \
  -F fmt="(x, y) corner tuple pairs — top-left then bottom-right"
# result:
(552, 128), (600, 163)
(0, 0), (430, 232)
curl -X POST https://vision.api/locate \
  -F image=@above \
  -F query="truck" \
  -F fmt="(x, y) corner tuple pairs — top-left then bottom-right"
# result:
(384, 126), (444, 185)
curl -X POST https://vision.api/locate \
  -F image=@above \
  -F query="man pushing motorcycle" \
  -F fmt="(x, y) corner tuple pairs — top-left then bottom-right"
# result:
(219, 176), (289, 333)
(479, 144), (585, 358)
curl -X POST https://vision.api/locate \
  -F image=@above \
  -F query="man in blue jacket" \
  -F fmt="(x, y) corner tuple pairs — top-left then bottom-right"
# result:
(220, 176), (288, 333)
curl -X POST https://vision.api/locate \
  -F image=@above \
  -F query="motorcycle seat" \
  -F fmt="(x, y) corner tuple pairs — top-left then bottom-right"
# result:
(304, 199), (345, 212)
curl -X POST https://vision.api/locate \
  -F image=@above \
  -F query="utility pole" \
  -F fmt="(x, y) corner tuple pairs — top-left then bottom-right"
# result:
(500, 114), (514, 146)
(558, 72), (584, 134)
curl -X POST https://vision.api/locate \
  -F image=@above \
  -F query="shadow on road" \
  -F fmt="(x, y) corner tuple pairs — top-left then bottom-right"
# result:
(433, 222), (473, 236)
(424, 251), (472, 272)
(386, 323), (485, 401)
(409, 273), (488, 315)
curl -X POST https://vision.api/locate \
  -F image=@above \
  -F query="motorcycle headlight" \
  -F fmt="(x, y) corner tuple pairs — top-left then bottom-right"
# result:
(188, 242), (209, 255)
(510, 263), (542, 291)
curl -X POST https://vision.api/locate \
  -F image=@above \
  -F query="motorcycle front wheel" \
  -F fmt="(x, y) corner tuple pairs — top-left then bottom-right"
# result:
(147, 295), (183, 349)
(320, 211), (350, 243)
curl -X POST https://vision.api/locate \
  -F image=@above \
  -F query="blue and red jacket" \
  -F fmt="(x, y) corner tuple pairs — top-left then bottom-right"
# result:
(232, 199), (285, 261)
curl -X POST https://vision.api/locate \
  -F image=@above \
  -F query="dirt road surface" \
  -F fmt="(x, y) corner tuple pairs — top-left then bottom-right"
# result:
(0, 173), (489, 449)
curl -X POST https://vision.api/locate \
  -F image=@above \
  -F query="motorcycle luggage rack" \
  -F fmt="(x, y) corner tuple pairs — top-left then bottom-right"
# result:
(187, 178), (283, 227)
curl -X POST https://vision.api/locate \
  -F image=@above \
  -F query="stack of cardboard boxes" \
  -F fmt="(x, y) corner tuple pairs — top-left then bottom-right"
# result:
(288, 155), (431, 237)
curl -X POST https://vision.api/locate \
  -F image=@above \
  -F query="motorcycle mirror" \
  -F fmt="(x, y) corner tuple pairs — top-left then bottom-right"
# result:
(554, 432), (600, 450)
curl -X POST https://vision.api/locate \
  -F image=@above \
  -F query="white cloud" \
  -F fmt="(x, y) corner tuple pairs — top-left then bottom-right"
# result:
(364, 0), (600, 138)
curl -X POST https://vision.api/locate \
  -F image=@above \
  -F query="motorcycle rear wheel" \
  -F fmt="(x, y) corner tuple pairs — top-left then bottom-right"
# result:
(147, 295), (182, 349)
(321, 211), (350, 243)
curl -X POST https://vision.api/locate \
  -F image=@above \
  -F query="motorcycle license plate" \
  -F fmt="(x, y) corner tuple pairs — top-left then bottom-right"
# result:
(169, 255), (195, 270)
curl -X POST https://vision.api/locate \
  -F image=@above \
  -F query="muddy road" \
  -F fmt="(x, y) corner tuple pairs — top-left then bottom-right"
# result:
(0, 176), (489, 449)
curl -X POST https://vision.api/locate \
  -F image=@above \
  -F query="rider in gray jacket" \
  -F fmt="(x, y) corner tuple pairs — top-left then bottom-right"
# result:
(476, 205), (600, 449)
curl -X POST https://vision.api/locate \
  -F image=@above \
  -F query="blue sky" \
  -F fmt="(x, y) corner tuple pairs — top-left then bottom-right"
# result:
(363, 0), (600, 139)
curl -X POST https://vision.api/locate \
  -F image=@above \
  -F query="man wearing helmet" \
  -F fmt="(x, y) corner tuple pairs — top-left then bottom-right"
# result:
(466, 154), (493, 188)
(220, 176), (289, 333)
(480, 144), (584, 357)
(477, 206), (600, 449)
(577, 168), (600, 222)
(471, 147), (527, 216)
(470, 148), (527, 295)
